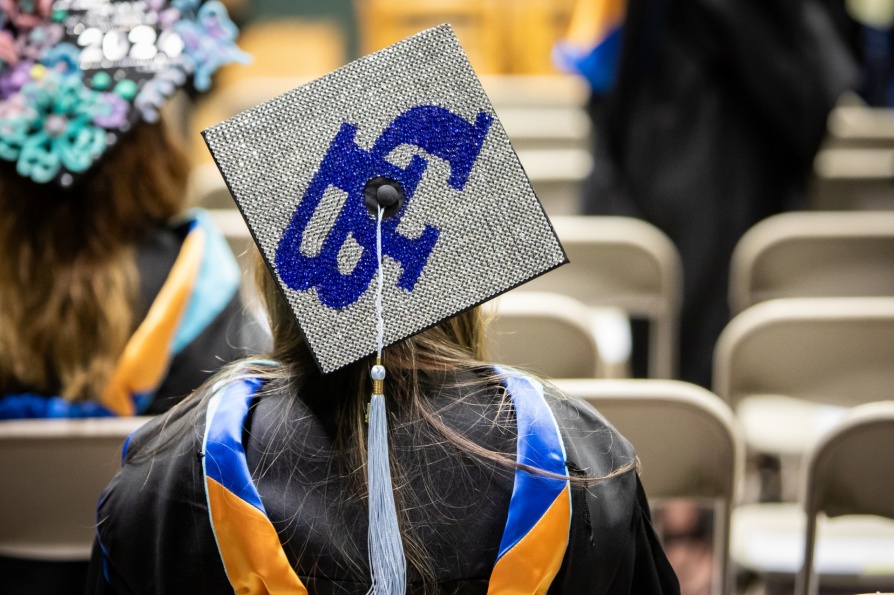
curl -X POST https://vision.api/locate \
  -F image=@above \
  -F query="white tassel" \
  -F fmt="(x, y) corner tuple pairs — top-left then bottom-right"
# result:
(366, 384), (406, 594)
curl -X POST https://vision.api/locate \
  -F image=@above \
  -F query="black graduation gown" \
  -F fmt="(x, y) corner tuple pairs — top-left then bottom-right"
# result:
(88, 370), (679, 594)
(583, 0), (860, 387)
(133, 214), (269, 414)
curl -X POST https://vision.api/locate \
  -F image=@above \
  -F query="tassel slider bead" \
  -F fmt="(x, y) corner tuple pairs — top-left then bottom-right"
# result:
(371, 364), (386, 396)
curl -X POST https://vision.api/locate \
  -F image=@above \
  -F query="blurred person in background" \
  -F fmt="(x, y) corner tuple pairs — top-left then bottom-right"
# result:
(558, 2), (861, 593)
(848, 0), (894, 105)
(0, 0), (261, 422)
(0, 0), (258, 588)
(562, 0), (861, 388)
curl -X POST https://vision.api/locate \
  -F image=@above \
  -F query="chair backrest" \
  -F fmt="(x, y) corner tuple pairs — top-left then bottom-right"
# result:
(805, 401), (894, 521)
(826, 105), (894, 149)
(811, 147), (894, 210)
(817, 105), (894, 211)
(356, 0), (505, 73)
(714, 298), (894, 410)
(517, 216), (682, 378)
(0, 417), (150, 561)
(798, 401), (894, 595)
(355, 0), (577, 76)
(215, 20), (345, 86)
(487, 292), (601, 378)
(553, 379), (742, 595)
(730, 212), (894, 315)
(553, 379), (742, 500)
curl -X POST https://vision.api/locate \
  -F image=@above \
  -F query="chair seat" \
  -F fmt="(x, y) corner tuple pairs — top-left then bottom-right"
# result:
(0, 416), (150, 561)
(737, 395), (849, 455)
(732, 503), (894, 583)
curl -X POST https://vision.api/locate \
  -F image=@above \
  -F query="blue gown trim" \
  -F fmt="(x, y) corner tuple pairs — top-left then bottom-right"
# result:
(493, 366), (570, 559)
(202, 376), (267, 513)
(200, 368), (570, 588)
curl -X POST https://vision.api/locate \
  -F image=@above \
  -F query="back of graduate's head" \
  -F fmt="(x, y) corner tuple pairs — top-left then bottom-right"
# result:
(0, 119), (189, 250)
(251, 246), (488, 387)
(0, 0), (251, 401)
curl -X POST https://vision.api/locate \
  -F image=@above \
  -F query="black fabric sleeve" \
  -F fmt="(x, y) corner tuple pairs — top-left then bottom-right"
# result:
(86, 405), (232, 594)
(629, 478), (681, 594)
(136, 219), (271, 415)
(545, 392), (681, 595)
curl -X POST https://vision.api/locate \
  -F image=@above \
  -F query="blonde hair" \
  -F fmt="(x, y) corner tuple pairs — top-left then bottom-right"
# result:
(0, 120), (190, 401)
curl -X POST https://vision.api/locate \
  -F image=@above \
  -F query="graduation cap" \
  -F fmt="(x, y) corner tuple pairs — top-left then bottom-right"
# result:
(203, 24), (566, 374)
(0, 0), (248, 187)
(203, 24), (567, 592)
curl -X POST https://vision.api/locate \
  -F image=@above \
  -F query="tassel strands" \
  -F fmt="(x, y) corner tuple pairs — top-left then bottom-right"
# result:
(366, 201), (407, 594)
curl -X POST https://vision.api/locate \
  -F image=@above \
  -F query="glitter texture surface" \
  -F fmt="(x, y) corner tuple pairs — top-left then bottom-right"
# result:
(203, 25), (566, 373)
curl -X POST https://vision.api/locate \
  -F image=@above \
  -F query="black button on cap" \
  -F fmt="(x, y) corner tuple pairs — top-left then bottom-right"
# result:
(376, 184), (400, 207)
(363, 176), (405, 219)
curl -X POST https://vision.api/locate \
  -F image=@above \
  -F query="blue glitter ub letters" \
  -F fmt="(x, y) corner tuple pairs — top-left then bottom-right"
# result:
(275, 105), (493, 309)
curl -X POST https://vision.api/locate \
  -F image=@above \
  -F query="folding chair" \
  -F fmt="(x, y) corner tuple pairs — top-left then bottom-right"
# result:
(797, 401), (894, 595)
(815, 105), (894, 211)
(718, 301), (894, 591)
(0, 417), (149, 561)
(487, 292), (624, 378)
(811, 147), (894, 210)
(729, 211), (894, 315)
(554, 379), (743, 595)
(826, 105), (894, 149)
(714, 297), (894, 456)
(518, 216), (683, 379)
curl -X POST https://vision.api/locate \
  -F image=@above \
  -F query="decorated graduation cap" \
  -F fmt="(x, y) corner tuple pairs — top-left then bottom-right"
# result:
(203, 24), (566, 593)
(0, 0), (248, 187)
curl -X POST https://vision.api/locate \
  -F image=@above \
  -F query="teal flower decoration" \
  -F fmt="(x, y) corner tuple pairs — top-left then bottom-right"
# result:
(0, 0), (248, 185)
(0, 70), (107, 184)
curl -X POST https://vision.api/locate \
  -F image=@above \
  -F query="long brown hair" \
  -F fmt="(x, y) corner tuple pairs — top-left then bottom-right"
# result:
(0, 119), (190, 401)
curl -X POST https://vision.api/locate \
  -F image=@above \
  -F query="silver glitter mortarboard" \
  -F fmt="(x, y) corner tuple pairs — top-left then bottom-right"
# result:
(203, 24), (567, 374)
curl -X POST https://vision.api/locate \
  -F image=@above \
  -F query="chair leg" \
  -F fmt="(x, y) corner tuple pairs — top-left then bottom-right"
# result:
(713, 498), (731, 595)
(795, 512), (818, 595)
(650, 316), (676, 379)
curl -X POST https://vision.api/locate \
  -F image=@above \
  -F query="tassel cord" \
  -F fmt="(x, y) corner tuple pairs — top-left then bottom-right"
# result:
(367, 202), (406, 595)
(376, 205), (384, 360)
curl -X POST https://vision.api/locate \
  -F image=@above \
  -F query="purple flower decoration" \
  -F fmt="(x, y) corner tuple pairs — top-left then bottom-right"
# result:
(0, 61), (33, 99)
(93, 92), (130, 129)
(134, 66), (186, 122)
(158, 8), (180, 29)
(18, 24), (62, 61)
(175, 1), (250, 91)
